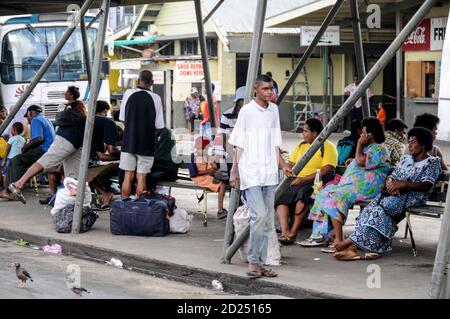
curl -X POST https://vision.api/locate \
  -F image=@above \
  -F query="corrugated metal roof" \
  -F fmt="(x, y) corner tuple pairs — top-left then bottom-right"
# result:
(203, 0), (315, 33)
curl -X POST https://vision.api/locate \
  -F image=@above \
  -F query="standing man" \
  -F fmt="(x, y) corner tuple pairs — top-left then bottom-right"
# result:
(344, 75), (373, 123)
(229, 74), (293, 279)
(119, 70), (164, 198)
(184, 87), (200, 133)
(200, 83), (220, 139)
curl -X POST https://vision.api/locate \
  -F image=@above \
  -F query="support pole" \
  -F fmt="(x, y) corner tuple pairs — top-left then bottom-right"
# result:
(72, 0), (110, 234)
(350, 0), (370, 118)
(0, 0), (95, 136)
(244, 0), (267, 103)
(322, 47), (328, 122)
(396, 10), (403, 120)
(431, 172), (450, 298)
(165, 70), (172, 129)
(194, 0), (216, 128)
(203, 0), (224, 24)
(222, 0), (267, 263)
(276, 0), (345, 106)
(80, 16), (92, 85)
(275, 0), (437, 199)
(329, 51), (334, 125)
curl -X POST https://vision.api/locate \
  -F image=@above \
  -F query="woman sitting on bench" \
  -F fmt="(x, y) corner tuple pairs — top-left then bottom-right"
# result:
(190, 136), (227, 219)
(334, 127), (441, 260)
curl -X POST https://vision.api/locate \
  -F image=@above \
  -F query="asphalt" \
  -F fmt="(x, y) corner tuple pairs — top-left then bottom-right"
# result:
(0, 132), (448, 299)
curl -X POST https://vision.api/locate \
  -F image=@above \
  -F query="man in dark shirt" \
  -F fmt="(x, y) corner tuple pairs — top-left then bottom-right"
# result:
(119, 70), (164, 198)
(90, 100), (120, 208)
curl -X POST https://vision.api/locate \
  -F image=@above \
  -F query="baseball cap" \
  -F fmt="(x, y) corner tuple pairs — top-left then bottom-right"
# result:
(234, 86), (246, 102)
(24, 105), (42, 116)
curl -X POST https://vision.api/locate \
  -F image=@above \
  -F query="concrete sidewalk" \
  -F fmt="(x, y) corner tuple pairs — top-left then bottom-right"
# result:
(0, 187), (442, 299)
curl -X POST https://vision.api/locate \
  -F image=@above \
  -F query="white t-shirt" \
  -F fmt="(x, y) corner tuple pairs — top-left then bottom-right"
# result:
(344, 83), (373, 109)
(228, 99), (282, 190)
(118, 87), (164, 129)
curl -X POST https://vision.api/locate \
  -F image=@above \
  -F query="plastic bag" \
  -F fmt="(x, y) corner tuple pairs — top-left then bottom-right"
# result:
(51, 177), (92, 215)
(233, 205), (281, 266)
(169, 208), (193, 233)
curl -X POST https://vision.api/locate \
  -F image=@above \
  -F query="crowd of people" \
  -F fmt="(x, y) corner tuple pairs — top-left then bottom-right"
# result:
(0, 69), (447, 279)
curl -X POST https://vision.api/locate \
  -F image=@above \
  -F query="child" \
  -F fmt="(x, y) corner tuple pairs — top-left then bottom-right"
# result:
(376, 102), (386, 129)
(1, 122), (26, 187)
(190, 136), (227, 219)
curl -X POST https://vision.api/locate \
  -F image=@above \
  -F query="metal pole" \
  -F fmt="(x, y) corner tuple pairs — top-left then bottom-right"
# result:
(396, 10), (403, 120)
(222, 0), (267, 263)
(165, 70), (172, 129)
(72, 0), (110, 234)
(80, 16), (92, 85)
(203, 0), (225, 24)
(431, 172), (450, 298)
(244, 0), (267, 103)
(275, 0), (438, 198)
(0, 0), (95, 136)
(329, 51), (334, 125)
(194, 0), (216, 128)
(350, 0), (370, 118)
(322, 47), (328, 122)
(276, 0), (345, 105)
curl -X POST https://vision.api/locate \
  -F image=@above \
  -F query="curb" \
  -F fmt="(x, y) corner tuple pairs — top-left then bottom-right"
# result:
(0, 227), (349, 299)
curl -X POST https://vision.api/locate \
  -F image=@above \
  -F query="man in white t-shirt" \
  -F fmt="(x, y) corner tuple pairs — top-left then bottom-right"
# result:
(229, 74), (293, 279)
(344, 75), (373, 122)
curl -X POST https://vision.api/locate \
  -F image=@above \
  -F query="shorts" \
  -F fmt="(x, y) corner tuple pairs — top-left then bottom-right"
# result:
(1, 158), (11, 175)
(119, 152), (154, 174)
(37, 135), (82, 179)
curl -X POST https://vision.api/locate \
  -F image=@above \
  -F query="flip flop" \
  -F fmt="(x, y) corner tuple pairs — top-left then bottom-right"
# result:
(258, 267), (278, 277)
(246, 270), (262, 279)
(321, 244), (336, 253)
(278, 235), (295, 245)
(8, 183), (26, 204)
(297, 238), (325, 247)
(335, 251), (381, 261)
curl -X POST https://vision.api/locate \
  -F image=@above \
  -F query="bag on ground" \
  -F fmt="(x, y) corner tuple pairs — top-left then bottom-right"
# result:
(51, 177), (92, 215)
(169, 208), (193, 233)
(52, 204), (98, 233)
(110, 197), (170, 236)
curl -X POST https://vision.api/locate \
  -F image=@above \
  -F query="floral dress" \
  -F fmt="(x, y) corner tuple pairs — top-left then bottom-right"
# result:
(349, 155), (441, 253)
(309, 143), (390, 239)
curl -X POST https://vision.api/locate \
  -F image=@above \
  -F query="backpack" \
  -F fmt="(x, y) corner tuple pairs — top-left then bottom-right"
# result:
(188, 153), (198, 177)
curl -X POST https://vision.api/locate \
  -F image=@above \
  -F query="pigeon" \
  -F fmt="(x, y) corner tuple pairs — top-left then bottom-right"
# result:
(71, 287), (91, 297)
(11, 263), (33, 288)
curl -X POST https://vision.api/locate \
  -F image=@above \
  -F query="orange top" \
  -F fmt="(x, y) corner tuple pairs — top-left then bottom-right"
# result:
(377, 108), (386, 128)
(201, 97), (220, 125)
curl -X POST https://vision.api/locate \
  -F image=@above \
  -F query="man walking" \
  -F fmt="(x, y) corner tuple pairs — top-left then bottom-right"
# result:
(119, 70), (164, 198)
(229, 74), (293, 278)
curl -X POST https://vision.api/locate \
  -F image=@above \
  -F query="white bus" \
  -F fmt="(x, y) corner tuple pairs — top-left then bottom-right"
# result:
(0, 13), (110, 125)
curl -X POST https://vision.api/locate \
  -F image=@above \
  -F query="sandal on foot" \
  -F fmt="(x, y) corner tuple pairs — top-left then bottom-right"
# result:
(246, 270), (262, 279)
(8, 183), (26, 204)
(278, 235), (295, 245)
(297, 238), (325, 247)
(258, 267), (278, 277)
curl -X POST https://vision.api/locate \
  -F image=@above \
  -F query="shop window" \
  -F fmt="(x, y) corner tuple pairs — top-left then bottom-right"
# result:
(207, 38), (218, 57)
(158, 41), (174, 56)
(180, 39), (198, 55)
(407, 61), (436, 98)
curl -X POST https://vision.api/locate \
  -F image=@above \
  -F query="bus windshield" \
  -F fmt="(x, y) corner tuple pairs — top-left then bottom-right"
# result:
(1, 26), (98, 83)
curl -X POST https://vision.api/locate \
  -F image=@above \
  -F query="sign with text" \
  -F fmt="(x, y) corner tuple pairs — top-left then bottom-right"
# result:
(174, 60), (204, 82)
(403, 19), (430, 51)
(152, 71), (165, 84)
(300, 26), (340, 46)
(431, 17), (448, 51)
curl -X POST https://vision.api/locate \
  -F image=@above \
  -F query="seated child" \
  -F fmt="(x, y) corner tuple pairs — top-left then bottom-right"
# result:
(1, 122), (26, 187)
(191, 136), (228, 219)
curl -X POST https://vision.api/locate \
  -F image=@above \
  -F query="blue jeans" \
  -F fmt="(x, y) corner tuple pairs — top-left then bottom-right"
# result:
(245, 185), (277, 265)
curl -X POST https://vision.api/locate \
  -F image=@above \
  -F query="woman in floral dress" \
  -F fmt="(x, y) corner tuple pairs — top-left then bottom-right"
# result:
(334, 127), (441, 260)
(299, 117), (390, 251)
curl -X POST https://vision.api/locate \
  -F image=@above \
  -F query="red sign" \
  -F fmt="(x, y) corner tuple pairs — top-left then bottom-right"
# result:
(403, 19), (430, 51)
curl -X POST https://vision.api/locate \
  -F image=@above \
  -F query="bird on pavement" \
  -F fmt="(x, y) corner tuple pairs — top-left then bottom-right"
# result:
(71, 287), (91, 297)
(10, 263), (33, 288)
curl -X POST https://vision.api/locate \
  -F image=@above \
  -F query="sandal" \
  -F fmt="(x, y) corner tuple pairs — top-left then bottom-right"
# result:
(278, 235), (295, 245)
(258, 266), (278, 277)
(8, 183), (26, 204)
(297, 238), (325, 247)
(246, 269), (262, 279)
(321, 244), (336, 253)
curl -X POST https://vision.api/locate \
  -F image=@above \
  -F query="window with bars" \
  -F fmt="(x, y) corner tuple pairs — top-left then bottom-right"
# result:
(180, 39), (198, 55)
(206, 38), (218, 57)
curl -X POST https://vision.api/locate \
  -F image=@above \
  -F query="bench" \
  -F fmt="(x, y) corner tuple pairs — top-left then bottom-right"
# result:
(157, 163), (231, 227)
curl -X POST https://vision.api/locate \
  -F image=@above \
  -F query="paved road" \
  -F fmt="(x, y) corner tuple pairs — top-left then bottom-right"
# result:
(0, 241), (286, 299)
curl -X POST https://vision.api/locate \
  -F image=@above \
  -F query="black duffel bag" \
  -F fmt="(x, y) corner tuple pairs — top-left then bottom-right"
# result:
(110, 197), (170, 236)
